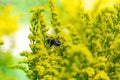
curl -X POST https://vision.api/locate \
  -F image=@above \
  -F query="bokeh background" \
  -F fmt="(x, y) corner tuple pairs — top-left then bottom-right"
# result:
(0, 0), (120, 80)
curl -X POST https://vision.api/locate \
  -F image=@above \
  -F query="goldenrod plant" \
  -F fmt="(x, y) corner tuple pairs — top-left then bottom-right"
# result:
(14, 0), (120, 80)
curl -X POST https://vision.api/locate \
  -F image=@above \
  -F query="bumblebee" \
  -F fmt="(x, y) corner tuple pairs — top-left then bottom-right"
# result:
(46, 37), (61, 47)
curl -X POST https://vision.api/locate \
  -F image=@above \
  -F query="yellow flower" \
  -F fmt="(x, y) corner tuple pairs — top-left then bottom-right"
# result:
(94, 71), (110, 80)
(0, 5), (18, 37)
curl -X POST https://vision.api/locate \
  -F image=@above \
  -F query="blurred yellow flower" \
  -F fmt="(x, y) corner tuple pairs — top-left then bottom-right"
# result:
(0, 5), (18, 37)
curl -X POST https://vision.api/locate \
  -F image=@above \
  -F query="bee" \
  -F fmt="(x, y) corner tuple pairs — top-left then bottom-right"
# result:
(46, 36), (65, 56)
(46, 37), (61, 47)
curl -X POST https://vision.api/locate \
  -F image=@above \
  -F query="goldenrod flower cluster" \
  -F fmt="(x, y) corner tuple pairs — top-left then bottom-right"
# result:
(15, 0), (120, 80)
